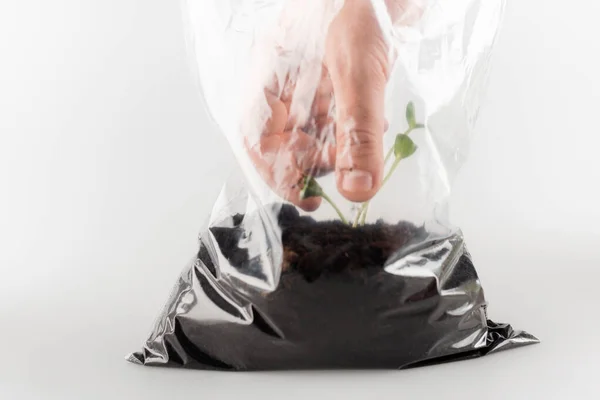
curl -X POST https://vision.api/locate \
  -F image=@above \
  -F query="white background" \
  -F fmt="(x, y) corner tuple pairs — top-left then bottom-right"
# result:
(1, 1), (599, 399)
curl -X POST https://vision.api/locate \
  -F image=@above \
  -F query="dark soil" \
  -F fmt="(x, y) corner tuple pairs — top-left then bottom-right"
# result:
(183, 203), (489, 370)
(135, 204), (533, 370)
(208, 203), (424, 282)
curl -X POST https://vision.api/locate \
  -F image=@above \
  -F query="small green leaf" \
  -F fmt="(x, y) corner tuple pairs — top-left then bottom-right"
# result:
(414, 123), (425, 129)
(394, 134), (418, 159)
(300, 176), (323, 199)
(406, 102), (417, 129)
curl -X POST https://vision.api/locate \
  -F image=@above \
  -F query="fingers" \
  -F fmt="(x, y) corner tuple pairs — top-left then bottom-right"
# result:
(334, 114), (386, 203)
(249, 62), (337, 210)
(245, 130), (336, 211)
(306, 69), (335, 138)
(326, 1), (390, 203)
(263, 92), (289, 136)
(264, 68), (334, 137)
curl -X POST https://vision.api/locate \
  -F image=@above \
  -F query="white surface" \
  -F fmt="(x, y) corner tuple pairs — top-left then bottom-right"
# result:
(1, 1), (599, 399)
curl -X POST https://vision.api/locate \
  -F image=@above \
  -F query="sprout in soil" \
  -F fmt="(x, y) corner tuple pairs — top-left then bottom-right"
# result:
(301, 102), (425, 227)
(300, 175), (349, 225)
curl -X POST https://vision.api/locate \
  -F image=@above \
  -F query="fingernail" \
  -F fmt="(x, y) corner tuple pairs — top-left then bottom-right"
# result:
(342, 169), (373, 193)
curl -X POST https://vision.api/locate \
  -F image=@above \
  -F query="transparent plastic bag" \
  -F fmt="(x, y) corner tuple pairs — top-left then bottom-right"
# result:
(129, 0), (537, 370)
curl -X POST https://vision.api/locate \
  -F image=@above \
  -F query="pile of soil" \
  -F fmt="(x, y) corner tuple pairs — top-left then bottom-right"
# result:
(182, 203), (487, 370)
(133, 208), (537, 370)
(207, 204), (424, 282)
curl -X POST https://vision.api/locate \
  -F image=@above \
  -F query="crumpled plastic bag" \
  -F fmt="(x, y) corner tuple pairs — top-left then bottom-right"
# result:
(129, 0), (538, 370)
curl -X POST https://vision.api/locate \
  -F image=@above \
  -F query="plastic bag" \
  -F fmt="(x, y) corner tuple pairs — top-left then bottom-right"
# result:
(129, 0), (538, 370)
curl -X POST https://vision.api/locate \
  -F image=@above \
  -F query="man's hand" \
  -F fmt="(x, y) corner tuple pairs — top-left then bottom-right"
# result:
(245, 0), (423, 210)
(325, 0), (390, 203)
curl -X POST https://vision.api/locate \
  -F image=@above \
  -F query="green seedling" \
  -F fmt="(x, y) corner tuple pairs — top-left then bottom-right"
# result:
(301, 102), (425, 227)
(353, 102), (424, 226)
(300, 175), (349, 225)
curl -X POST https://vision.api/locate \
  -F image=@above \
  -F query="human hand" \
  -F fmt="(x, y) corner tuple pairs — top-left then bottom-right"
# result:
(245, 0), (423, 211)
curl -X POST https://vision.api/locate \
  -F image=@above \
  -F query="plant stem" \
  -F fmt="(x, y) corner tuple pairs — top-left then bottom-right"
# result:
(381, 156), (402, 189)
(359, 202), (369, 225)
(355, 127), (414, 226)
(352, 207), (362, 228)
(384, 146), (394, 165)
(322, 192), (348, 225)
(355, 153), (403, 226)
(354, 203), (368, 226)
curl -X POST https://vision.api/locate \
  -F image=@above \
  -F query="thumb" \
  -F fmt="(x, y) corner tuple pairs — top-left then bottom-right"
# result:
(326, 4), (390, 203)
